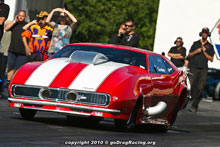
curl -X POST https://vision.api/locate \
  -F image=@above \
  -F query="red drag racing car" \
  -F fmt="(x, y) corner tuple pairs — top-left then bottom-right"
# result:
(8, 43), (188, 132)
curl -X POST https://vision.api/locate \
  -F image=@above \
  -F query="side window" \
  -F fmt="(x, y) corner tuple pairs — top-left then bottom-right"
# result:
(163, 59), (175, 74)
(148, 56), (156, 73)
(148, 55), (168, 74)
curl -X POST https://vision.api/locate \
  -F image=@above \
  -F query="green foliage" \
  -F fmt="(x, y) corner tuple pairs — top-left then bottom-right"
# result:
(65, 0), (159, 50)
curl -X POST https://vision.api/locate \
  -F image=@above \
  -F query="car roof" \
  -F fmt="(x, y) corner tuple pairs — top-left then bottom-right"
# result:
(68, 43), (160, 56)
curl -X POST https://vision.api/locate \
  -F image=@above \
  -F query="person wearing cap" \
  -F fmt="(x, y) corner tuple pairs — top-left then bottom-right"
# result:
(187, 27), (215, 112)
(46, 8), (77, 56)
(21, 11), (53, 62)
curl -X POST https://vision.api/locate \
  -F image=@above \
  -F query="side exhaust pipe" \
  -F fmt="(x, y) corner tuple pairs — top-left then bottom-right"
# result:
(144, 101), (167, 116)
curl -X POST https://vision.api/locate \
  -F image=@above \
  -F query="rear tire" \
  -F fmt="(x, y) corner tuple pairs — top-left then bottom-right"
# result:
(138, 124), (169, 133)
(157, 125), (169, 133)
(19, 108), (37, 120)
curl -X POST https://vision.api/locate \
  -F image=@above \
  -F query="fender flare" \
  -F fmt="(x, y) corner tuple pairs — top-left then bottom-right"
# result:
(177, 87), (188, 110)
(127, 94), (143, 126)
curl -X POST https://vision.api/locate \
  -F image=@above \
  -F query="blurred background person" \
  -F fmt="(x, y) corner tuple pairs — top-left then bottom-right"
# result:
(0, 0), (9, 42)
(46, 8), (77, 56)
(22, 11), (53, 62)
(187, 27), (214, 112)
(110, 23), (127, 44)
(0, 0), (9, 95)
(123, 19), (139, 47)
(168, 37), (186, 68)
(110, 19), (139, 47)
(4, 10), (27, 85)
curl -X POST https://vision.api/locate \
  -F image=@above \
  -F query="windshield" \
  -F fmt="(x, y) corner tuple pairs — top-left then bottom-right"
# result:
(51, 45), (147, 69)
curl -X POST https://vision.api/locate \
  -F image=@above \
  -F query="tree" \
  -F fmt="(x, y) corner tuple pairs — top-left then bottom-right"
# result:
(65, 0), (159, 50)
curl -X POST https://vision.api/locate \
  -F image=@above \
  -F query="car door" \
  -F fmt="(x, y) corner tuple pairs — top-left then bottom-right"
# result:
(148, 55), (176, 118)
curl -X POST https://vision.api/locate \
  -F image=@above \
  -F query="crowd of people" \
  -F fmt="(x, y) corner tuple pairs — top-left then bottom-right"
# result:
(0, 2), (141, 95)
(109, 20), (215, 113)
(0, 1), (216, 113)
(0, 1), (78, 94)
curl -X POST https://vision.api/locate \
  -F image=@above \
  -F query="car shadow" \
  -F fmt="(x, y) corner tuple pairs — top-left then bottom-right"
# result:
(10, 114), (190, 134)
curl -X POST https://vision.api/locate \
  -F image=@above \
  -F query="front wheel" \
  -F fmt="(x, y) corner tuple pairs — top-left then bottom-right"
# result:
(66, 115), (103, 126)
(114, 119), (129, 131)
(114, 96), (143, 131)
(19, 108), (37, 120)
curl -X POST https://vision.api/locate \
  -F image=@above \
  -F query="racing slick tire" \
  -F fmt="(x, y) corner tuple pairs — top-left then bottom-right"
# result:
(156, 125), (169, 133)
(19, 108), (37, 120)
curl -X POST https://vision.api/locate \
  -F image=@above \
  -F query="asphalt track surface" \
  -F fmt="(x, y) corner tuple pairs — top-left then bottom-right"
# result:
(1, 91), (220, 147)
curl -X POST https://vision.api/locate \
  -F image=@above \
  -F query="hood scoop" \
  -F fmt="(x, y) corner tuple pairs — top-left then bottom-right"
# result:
(68, 50), (109, 65)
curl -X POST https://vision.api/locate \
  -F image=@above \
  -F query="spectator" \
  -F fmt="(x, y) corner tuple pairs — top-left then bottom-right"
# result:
(22, 11), (53, 62)
(0, 0), (9, 94)
(46, 8), (77, 56)
(110, 24), (127, 44)
(0, 0), (9, 44)
(168, 37), (186, 68)
(4, 10), (27, 84)
(187, 27), (214, 112)
(110, 19), (139, 47)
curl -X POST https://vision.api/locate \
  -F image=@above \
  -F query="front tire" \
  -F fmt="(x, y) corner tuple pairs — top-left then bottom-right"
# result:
(114, 96), (143, 131)
(66, 115), (103, 126)
(19, 108), (37, 120)
(114, 119), (129, 131)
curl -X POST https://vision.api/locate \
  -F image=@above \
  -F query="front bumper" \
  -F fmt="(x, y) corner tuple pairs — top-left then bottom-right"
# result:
(8, 98), (120, 116)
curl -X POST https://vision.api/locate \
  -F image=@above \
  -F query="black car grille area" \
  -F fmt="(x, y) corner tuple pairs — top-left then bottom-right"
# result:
(14, 86), (40, 97)
(11, 85), (110, 106)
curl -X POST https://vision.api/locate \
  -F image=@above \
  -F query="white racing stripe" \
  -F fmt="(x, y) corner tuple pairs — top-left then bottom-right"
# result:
(68, 62), (127, 91)
(25, 58), (69, 86)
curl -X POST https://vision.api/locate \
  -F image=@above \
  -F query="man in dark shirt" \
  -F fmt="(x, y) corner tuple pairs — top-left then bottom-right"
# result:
(5, 10), (27, 84)
(110, 23), (127, 44)
(0, 0), (9, 94)
(168, 37), (186, 68)
(110, 19), (139, 48)
(0, 0), (9, 41)
(187, 27), (215, 112)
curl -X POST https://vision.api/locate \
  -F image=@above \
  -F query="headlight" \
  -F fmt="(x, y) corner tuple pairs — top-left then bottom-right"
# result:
(39, 88), (51, 99)
(66, 91), (77, 102)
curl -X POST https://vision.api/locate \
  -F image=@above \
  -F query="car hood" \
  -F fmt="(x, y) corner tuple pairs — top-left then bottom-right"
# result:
(12, 58), (138, 92)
